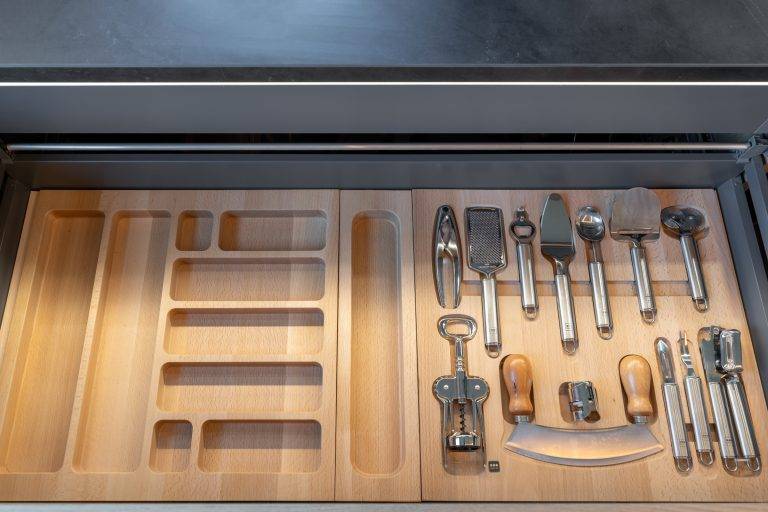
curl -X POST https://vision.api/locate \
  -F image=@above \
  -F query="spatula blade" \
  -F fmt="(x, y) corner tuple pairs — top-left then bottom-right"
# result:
(610, 188), (661, 241)
(540, 193), (574, 260)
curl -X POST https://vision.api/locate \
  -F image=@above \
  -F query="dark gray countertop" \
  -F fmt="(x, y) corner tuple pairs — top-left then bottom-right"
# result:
(1, 0), (768, 81)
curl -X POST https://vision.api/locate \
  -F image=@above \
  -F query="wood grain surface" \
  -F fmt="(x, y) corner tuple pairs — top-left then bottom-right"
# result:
(0, 190), (339, 501)
(414, 189), (768, 501)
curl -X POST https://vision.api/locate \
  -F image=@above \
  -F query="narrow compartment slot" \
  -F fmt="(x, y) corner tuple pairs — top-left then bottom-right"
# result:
(150, 421), (192, 473)
(165, 309), (323, 355)
(74, 212), (170, 472)
(1, 211), (104, 472)
(199, 421), (321, 473)
(170, 258), (325, 301)
(219, 210), (326, 251)
(349, 212), (404, 475)
(176, 211), (213, 251)
(158, 363), (322, 412)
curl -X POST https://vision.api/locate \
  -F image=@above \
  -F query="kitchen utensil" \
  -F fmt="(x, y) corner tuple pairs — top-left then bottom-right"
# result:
(432, 315), (489, 468)
(433, 205), (462, 308)
(565, 381), (599, 422)
(510, 207), (538, 319)
(699, 326), (739, 472)
(503, 354), (662, 466)
(678, 330), (715, 465)
(465, 207), (507, 357)
(610, 187), (661, 323)
(708, 327), (761, 472)
(655, 337), (693, 472)
(540, 193), (578, 353)
(661, 205), (709, 311)
(576, 205), (613, 339)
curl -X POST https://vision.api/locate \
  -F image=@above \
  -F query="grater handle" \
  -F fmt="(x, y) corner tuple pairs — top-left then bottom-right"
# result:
(480, 276), (501, 357)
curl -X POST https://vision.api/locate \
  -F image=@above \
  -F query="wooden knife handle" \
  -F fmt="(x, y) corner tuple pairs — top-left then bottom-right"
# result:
(620, 355), (654, 419)
(502, 354), (533, 417)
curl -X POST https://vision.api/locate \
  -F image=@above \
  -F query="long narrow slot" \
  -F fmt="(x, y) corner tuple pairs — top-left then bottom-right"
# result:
(349, 212), (404, 475)
(158, 363), (322, 413)
(1, 211), (104, 472)
(74, 212), (170, 472)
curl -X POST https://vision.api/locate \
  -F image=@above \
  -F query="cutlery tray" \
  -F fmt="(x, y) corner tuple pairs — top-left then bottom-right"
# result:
(0, 188), (765, 502)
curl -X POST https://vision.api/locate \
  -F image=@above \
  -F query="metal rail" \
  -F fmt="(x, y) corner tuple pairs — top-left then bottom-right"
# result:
(4, 142), (748, 153)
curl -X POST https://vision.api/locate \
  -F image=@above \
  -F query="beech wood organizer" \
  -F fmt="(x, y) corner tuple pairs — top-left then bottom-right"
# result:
(0, 189), (765, 502)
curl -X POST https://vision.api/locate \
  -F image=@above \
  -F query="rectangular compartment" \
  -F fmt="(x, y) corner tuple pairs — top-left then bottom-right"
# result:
(219, 210), (327, 251)
(199, 421), (321, 473)
(176, 211), (213, 251)
(171, 258), (325, 301)
(158, 363), (323, 412)
(349, 211), (404, 475)
(75, 211), (170, 472)
(165, 308), (323, 356)
(335, 191), (421, 501)
(150, 421), (192, 473)
(0, 211), (104, 472)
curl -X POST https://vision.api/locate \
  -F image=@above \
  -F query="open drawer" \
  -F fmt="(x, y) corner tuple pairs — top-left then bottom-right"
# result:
(0, 176), (765, 502)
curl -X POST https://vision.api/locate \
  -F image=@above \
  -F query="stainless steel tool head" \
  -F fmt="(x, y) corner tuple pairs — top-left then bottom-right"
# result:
(465, 207), (507, 277)
(661, 205), (708, 238)
(540, 193), (575, 261)
(575, 205), (606, 242)
(655, 337), (677, 384)
(715, 329), (743, 375)
(433, 205), (462, 309)
(609, 187), (661, 242)
(698, 326), (723, 383)
(510, 207), (536, 243)
(505, 423), (662, 466)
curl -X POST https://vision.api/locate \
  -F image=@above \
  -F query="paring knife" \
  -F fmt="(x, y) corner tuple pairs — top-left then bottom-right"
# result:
(655, 337), (693, 472)
(540, 193), (578, 353)
(678, 331), (714, 465)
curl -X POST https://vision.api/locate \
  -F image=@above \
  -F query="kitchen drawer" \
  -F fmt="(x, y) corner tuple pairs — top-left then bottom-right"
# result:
(0, 182), (764, 502)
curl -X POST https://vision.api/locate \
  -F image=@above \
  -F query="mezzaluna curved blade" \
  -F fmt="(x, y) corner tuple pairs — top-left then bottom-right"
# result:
(505, 422), (662, 467)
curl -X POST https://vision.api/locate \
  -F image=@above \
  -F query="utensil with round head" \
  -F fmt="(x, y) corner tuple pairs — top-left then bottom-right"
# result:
(576, 205), (612, 339)
(661, 205), (709, 311)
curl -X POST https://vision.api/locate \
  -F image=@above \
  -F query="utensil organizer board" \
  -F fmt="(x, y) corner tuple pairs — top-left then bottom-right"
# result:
(0, 189), (764, 502)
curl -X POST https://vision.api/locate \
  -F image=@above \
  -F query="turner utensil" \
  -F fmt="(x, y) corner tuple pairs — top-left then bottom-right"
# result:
(655, 337), (693, 472)
(576, 205), (613, 339)
(510, 207), (538, 319)
(503, 354), (662, 466)
(661, 205), (709, 311)
(678, 330), (715, 465)
(433, 205), (462, 309)
(610, 188), (660, 323)
(540, 194), (578, 353)
(465, 207), (507, 357)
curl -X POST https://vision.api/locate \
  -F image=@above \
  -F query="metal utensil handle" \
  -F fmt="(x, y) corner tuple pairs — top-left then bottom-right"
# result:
(588, 260), (612, 334)
(708, 381), (738, 464)
(680, 235), (708, 311)
(516, 242), (538, 316)
(480, 276), (501, 357)
(683, 375), (714, 458)
(662, 383), (692, 471)
(630, 243), (656, 322)
(554, 272), (577, 353)
(724, 375), (760, 462)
